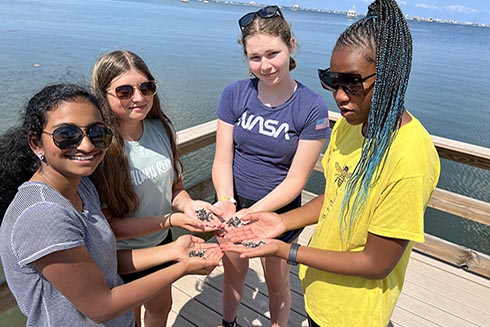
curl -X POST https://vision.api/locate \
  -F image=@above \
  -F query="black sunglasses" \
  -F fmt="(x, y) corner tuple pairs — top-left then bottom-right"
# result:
(238, 5), (284, 31)
(42, 123), (113, 150)
(108, 80), (157, 100)
(318, 68), (376, 96)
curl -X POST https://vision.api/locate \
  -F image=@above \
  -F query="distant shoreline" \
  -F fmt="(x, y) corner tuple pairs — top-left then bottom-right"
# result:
(204, 0), (490, 28)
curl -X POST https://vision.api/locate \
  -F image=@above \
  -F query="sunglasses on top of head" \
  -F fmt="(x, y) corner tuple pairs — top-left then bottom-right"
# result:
(318, 68), (376, 96)
(42, 123), (113, 150)
(107, 80), (157, 100)
(238, 5), (284, 31)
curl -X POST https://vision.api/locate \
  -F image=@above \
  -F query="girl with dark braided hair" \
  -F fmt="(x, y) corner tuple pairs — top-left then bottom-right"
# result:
(221, 1), (440, 326)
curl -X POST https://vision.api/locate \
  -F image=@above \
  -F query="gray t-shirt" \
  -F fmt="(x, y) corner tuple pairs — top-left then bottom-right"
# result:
(0, 177), (134, 326)
(117, 119), (175, 250)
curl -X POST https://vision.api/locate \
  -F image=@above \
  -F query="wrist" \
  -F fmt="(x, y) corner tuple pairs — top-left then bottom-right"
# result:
(217, 195), (237, 206)
(161, 211), (179, 229)
(287, 243), (301, 266)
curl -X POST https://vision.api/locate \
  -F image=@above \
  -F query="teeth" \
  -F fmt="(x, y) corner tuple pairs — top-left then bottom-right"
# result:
(68, 155), (94, 161)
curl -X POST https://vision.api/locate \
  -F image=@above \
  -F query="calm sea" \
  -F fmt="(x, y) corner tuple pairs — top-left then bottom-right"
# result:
(1, 0), (489, 253)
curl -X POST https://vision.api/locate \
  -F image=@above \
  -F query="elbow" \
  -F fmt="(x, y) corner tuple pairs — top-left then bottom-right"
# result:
(364, 269), (391, 280)
(84, 308), (126, 324)
(83, 312), (116, 324)
(362, 263), (396, 279)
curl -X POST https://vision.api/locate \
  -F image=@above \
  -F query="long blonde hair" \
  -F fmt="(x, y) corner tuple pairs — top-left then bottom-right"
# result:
(90, 50), (183, 217)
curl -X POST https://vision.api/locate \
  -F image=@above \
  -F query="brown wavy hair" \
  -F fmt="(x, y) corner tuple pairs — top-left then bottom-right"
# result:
(239, 10), (297, 72)
(90, 50), (183, 217)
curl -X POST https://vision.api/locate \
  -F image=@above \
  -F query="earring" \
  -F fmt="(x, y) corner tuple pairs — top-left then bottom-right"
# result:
(37, 152), (45, 161)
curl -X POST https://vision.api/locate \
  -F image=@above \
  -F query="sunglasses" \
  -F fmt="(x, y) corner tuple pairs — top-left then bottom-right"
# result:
(42, 123), (113, 150)
(238, 5), (284, 31)
(318, 68), (376, 96)
(108, 80), (157, 100)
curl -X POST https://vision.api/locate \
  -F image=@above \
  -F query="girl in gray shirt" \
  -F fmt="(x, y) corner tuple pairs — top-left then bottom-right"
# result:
(0, 84), (223, 326)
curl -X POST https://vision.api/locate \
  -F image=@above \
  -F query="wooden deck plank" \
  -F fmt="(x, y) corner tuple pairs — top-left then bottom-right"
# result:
(395, 291), (481, 327)
(167, 224), (490, 327)
(391, 305), (445, 327)
(170, 270), (308, 327)
(404, 259), (490, 312)
(207, 262), (308, 322)
(400, 280), (489, 326)
(409, 251), (490, 289)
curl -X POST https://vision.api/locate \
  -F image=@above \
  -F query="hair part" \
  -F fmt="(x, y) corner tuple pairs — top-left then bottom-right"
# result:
(336, 0), (413, 245)
(240, 14), (297, 72)
(0, 83), (104, 221)
(90, 50), (183, 217)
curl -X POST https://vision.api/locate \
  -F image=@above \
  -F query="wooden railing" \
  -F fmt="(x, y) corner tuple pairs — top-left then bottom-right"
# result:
(1, 112), (489, 315)
(178, 112), (490, 278)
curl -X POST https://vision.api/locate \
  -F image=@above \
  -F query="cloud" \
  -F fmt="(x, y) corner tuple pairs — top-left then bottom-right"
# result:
(415, 3), (438, 10)
(444, 5), (478, 14)
(398, 1), (407, 5)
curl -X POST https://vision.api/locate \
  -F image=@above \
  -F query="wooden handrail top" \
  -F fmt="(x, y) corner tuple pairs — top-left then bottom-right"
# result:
(177, 113), (490, 169)
(176, 117), (490, 228)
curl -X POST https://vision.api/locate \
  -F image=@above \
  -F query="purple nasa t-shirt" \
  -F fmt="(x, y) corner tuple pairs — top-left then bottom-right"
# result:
(216, 78), (330, 200)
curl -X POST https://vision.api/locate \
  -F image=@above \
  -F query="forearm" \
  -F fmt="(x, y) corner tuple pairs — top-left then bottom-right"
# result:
(250, 177), (305, 212)
(212, 160), (234, 199)
(108, 215), (169, 240)
(35, 247), (188, 324)
(87, 262), (187, 322)
(117, 243), (175, 274)
(283, 231), (409, 279)
(212, 120), (235, 199)
(287, 245), (376, 277)
(171, 188), (193, 212)
(280, 194), (324, 230)
(252, 139), (324, 212)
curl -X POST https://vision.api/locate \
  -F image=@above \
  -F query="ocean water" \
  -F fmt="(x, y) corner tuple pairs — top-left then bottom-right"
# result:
(0, 0), (489, 253)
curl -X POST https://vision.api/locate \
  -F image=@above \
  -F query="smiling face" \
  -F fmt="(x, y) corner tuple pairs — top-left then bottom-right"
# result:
(105, 68), (155, 126)
(32, 99), (108, 182)
(329, 46), (376, 127)
(245, 32), (294, 87)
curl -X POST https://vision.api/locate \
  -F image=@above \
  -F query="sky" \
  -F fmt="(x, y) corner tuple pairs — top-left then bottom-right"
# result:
(235, 0), (490, 24)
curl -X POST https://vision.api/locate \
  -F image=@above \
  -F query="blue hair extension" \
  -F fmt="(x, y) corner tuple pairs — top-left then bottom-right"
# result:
(335, 0), (413, 245)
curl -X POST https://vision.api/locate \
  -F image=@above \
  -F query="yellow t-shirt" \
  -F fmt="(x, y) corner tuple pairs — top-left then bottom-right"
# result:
(299, 115), (440, 327)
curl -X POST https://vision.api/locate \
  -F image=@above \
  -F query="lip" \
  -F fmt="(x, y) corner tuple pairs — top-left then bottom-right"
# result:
(129, 105), (146, 111)
(261, 71), (277, 79)
(339, 107), (355, 117)
(65, 152), (101, 162)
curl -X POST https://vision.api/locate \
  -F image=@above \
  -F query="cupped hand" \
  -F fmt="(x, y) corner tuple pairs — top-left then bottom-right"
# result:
(182, 200), (225, 230)
(220, 238), (283, 259)
(171, 234), (219, 261)
(223, 211), (286, 242)
(182, 246), (224, 275)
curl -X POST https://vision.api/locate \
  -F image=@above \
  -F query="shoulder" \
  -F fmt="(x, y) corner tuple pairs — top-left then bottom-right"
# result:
(222, 79), (256, 95)
(395, 115), (434, 152)
(144, 119), (171, 139)
(389, 115), (440, 177)
(294, 82), (329, 112)
(79, 177), (100, 204)
(296, 82), (326, 101)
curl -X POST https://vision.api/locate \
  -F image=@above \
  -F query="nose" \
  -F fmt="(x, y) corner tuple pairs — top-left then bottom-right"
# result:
(77, 133), (96, 151)
(260, 58), (272, 71)
(131, 86), (145, 102)
(333, 87), (350, 104)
